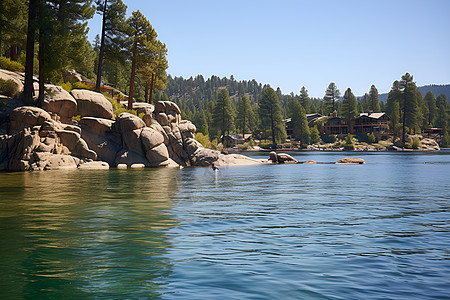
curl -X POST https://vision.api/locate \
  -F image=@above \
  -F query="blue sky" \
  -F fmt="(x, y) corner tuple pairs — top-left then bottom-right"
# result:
(87, 0), (450, 98)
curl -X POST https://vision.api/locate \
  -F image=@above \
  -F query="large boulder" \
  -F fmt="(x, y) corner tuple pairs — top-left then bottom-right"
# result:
(78, 117), (115, 136)
(113, 112), (145, 134)
(146, 143), (170, 166)
(44, 84), (77, 124)
(80, 129), (121, 166)
(57, 130), (97, 160)
(140, 127), (164, 151)
(71, 89), (114, 119)
(9, 106), (52, 134)
(336, 157), (365, 164)
(419, 138), (440, 151)
(269, 151), (297, 164)
(131, 102), (154, 115)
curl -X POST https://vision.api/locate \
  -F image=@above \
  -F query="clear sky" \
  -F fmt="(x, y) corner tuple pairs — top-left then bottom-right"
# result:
(87, 0), (450, 98)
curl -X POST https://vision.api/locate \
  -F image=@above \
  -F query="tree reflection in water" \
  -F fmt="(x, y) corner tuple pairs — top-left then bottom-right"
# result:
(0, 168), (180, 299)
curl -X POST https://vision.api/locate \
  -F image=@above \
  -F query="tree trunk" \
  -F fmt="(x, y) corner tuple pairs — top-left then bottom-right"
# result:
(144, 81), (149, 103)
(10, 46), (17, 61)
(37, 37), (45, 108)
(96, 0), (108, 91)
(127, 42), (137, 110)
(24, 0), (37, 103)
(149, 73), (155, 104)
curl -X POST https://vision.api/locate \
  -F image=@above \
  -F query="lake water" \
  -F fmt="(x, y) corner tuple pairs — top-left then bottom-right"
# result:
(0, 151), (449, 299)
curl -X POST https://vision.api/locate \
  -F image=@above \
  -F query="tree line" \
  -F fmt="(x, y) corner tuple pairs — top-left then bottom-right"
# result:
(0, 0), (168, 110)
(163, 74), (449, 147)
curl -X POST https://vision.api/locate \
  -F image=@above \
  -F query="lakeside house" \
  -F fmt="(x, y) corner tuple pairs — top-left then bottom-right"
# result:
(323, 112), (390, 139)
(223, 134), (253, 148)
(285, 112), (390, 141)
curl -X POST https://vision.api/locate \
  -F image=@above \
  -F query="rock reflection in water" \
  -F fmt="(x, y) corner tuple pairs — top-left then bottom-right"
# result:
(0, 168), (179, 299)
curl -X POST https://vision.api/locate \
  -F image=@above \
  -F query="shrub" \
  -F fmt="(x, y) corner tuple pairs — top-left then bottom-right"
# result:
(195, 133), (211, 148)
(0, 57), (25, 72)
(310, 126), (321, 144)
(72, 81), (94, 90)
(321, 134), (336, 143)
(248, 139), (255, 147)
(0, 78), (19, 98)
(114, 107), (137, 117)
(368, 133), (377, 144)
(412, 137), (420, 149)
(104, 94), (123, 111)
(259, 142), (273, 149)
(60, 81), (72, 92)
(238, 143), (250, 151)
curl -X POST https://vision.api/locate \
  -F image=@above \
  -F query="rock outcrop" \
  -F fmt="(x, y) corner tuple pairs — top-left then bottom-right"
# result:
(0, 86), (265, 171)
(336, 157), (365, 164)
(269, 151), (298, 164)
(71, 89), (114, 119)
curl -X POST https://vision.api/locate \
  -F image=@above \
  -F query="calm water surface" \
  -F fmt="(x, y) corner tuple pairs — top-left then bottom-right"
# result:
(0, 151), (449, 299)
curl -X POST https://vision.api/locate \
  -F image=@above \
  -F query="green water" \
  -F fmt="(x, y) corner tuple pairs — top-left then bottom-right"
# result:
(1, 151), (449, 299)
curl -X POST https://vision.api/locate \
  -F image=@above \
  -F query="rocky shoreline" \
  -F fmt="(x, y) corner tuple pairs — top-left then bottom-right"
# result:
(1, 70), (265, 172)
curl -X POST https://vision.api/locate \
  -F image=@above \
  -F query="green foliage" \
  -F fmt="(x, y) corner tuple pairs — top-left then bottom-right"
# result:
(310, 126), (321, 144)
(340, 88), (358, 121)
(322, 134), (337, 143)
(343, 134), (355, 150)
(0, 57), (25, 72)
(290, 99), (310, 147)
(72, 115), (81, 122)
(368, 132), (377, 144)
(368, 85), (381, 112)
(60, 81), (73, 92)
(259, 142), (273, 149)
(259, 86), (286, 145)
(0, 78), (19, 98)
(324, 82), (340, 115)
(114, 107), (138, 117)
(412, 137), (420, 149)
(195, 132), (211, 148)
(104, 94), (123, 111)
(442, 131), (450, 147)
(213, 89), (235, 138)
(72, 82), (95, 90)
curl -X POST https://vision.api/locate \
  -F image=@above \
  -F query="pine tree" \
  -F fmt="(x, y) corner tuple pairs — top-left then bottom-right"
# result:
(299, 86), (311, 113)
(390, 101), (401, 139)
(310, 126), (321, 144)
(95, 0), (128, 91)
(340, 88), (358, 123)
(323, 82), (340, 115)
(290, 99), (310, 147)
(213, 89), (235, 144)
(235, 94), (254, 137)
(368, 85), (381, 112)
(259, 86), (286, 147)
(424, 91), (437, 127)
(400, 73), (419, 141)
(126, 10), (157, 109)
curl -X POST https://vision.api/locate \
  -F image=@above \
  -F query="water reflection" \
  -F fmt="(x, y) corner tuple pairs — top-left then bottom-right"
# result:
(0, 168), (179, 299)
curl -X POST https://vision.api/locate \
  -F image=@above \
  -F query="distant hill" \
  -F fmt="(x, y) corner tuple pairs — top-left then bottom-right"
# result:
(378, 84), (450, 102)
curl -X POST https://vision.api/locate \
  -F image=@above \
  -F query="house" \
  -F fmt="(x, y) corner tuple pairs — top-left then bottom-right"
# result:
(323, 112), (390, 138)
(353, 112), (389, 138)
(323, 117), (350, 135)
(222, 134), (252, 148)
